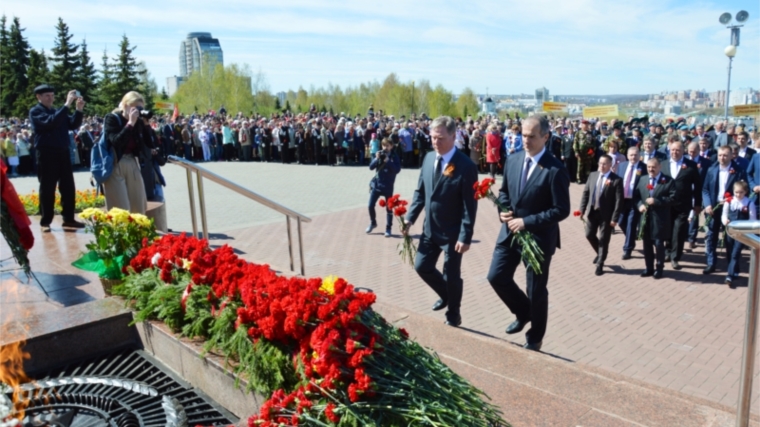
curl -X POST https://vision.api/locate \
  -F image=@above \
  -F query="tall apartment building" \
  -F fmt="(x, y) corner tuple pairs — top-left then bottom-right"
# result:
(167, 32), (224, 96)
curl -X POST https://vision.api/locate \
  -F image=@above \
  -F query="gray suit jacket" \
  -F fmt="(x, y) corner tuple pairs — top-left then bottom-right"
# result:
(407, 149), (478, 245)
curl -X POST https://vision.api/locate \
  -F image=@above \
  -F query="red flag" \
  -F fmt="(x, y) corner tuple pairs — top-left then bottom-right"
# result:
(172, 104), (179, 122)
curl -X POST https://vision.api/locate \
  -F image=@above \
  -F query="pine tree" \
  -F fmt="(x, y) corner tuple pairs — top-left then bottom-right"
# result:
(112, 35), (139, 99)
(274, 97), (281, 111)
(0, 15), (10, 115)
(22, 49), (50, 110)
(159, 87), (169, 101)
(284, 100), (291, 112)
(74, 39), (97, 103)
(48, 17), (80, 94)
(136, 61), (156, 111)
(5, 17), (31, 117)
(94, 49), (117, 114)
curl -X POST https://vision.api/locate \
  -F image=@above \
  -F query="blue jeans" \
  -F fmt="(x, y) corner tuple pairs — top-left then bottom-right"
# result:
(368, 190), (393, 229)
(704, 207), (724, 267)
(184, 144), (192, 160)
(726, 235), (744, 277)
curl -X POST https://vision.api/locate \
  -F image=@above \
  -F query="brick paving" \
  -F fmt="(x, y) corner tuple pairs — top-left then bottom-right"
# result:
(6, 161), (760, 412)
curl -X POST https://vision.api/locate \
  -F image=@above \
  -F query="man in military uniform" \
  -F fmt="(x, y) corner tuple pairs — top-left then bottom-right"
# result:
(561, 125), (577, 183)
(573, 119), (596, 183)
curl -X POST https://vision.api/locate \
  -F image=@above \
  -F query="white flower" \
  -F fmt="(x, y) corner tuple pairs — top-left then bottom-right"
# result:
(151, 253), (162, 266)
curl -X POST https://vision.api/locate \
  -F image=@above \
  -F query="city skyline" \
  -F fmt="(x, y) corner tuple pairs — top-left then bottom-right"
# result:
(2, 0), (759, 96)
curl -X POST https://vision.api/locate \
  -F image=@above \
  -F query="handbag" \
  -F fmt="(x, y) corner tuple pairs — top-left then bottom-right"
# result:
(91, 113), (120, 185)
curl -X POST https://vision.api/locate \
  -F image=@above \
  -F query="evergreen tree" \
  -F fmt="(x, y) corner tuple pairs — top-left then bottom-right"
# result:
(74, 39), (97, 103)
(284, 100), (291, 112)
(159, 87), (169, 100)
(112, 35), (139, 99)
(22, 49), (50, 111)
(48, 17), (80, 94)
(274, 97), (281, 111)
(94, 49), (117, 114)
(2, 17), (31, 117)
(0, 15), (10, 115)
(136, 61), (156, 111)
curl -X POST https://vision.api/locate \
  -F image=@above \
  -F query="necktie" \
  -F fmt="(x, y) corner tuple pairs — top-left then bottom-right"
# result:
(520, 158), (532, 195)
(624, 166), (634, 198)
(433, 155), (442, 187)
(649, 178), (655, 195)
(594, 174), (604, 209)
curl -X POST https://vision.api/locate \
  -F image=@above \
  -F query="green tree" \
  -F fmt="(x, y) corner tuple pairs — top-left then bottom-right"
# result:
(455, 88), (479, 119)
(48, 18), (79, 95)
(159, 87), (169, 100)
(0, 15), (10, 115)
(74, 39), (97, 104)
(136, 61), (157, 111)
(274, 97), (281, 111)
(172, 60), (255, 115)
(22, 48), (50, 110)
(3, 17), (31, 117)
(284, 100), (291, 112)
(112, 35), (139, 99)
(94, 49), (118, 114)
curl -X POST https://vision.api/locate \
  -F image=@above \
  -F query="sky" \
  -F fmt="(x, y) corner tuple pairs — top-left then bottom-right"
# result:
(3, 0), (759, 96)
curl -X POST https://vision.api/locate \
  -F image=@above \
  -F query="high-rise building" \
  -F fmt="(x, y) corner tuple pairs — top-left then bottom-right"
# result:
(179, 32), (223, 78)
(535, 87), (549, 104)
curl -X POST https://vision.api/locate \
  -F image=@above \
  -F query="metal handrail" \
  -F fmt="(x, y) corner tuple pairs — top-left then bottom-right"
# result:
(167, 155), (311, 275)
(725, 220), (760, 427)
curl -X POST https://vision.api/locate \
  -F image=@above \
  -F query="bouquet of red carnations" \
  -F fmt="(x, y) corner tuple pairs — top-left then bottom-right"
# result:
(380, 194), (417, 267)
(474, 178), (544, 274)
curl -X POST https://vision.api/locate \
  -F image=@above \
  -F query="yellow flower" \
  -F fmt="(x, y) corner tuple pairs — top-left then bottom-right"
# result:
(108, 208), (130, 224)
(320, 275), (338, 295)
(80, 208), (105, 221)
(130, 214), (151, 227)
(181, 258), (193, 270)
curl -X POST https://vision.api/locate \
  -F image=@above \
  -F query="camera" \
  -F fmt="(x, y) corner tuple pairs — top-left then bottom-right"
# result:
(378, 151), (387, 161)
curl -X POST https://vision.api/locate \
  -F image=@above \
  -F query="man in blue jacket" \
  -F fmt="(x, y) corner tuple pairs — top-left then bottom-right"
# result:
(366, 138), (401, 237)
(29, 85), (85, 232)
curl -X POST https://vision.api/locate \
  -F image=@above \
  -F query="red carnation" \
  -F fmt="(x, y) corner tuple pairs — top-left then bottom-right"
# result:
(378, 199), (386, 207)
(573, 210), (581, 217)
(647, 184), (654, 191)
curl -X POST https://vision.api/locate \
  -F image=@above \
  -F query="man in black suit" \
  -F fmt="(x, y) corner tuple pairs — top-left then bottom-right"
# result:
(617, 146), (648, 259)
(662, 141), (702, 269)
(635, 159), (677, 279)
(698, 136), (717, 163)
(640, 136), (667, 163)
(702, 145), (747, 274)
(579, 154), (623, 275)
(486, 116), (571, 351)
(405, 116), (479, 327)
(686, 141), (712, 249)
(561, 128), (577, 183)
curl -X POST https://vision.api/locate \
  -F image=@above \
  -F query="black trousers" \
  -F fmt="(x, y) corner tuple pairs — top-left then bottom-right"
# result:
(414, 234), (464, 317)
(668, 209), (690, 261)
(585, 209), (612, 265)
(487, 240), (553, 345)
(642, 219), (666, 272)
(37, 148), (76, 225)
(618, 198), (640, 252)
(562, 156), (577, 183)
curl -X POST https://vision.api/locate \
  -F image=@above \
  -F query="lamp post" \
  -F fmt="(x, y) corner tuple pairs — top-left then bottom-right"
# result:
(724, 45), (736, 122)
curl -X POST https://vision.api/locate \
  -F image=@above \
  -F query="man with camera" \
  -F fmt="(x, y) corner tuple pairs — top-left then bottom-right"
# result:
(367, 138), (401, 237)
(29, 85), (85, 232)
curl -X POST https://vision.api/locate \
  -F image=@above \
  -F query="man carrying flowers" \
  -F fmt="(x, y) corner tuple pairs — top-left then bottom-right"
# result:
(486, 115), (570, 352)
(403, 116), (478, 328)
(635, 159), (676, 279)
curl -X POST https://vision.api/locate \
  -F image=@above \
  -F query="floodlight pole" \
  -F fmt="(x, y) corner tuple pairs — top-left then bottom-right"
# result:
(725, 55), (733, 123)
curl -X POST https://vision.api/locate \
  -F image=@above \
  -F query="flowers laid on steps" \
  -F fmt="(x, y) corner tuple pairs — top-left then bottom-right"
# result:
(115, 234), (508, 427)
(72, 207), (157, 280)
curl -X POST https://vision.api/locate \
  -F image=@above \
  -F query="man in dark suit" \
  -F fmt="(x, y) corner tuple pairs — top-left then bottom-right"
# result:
(702, 145), (748, 274)
(561, 129), (577, 183)
(662, 140), (702, 269)
(617, 146), (648, 259)
(635, 159), (677, 279)
(735, 131), (756, 161)
(405, 116), (478, 327)
(548, 125), (563, 159)
(486, 115), (571, 351)
(697, 136), (717, 163)
(686, 141), (712, 249)
(579, 154), (623, 275)
(640, 136), (667, 164)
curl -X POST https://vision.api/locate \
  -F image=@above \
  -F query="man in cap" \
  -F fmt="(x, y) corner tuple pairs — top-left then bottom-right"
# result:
(573, 119), (597, 183)
(28, 85), (85, 232)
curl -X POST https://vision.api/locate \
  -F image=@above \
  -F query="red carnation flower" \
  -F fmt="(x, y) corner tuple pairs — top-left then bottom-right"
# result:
(646, 184), (654, 191)
(573, 210), (581, 217)
(378, 199), (386, 207)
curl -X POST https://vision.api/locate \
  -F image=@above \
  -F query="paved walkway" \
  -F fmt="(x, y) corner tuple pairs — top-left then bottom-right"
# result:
(6, 160), (760, 412)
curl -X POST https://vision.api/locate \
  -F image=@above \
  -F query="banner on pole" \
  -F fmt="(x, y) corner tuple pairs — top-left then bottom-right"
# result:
(582, 105), (619, 118)
(155, 102), (175, 110)
(733, 104), (760, 116)
(542, 102), (567, 112)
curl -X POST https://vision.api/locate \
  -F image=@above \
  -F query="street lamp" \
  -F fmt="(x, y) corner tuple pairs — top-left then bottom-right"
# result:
(719, 10), (749, 123)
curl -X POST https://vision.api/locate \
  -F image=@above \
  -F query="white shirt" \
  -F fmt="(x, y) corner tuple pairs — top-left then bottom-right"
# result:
(622, 163), (638, 199)
(523, 147), (546, 182)
(739, 147), (749, 158)
(669, 157), (683, 179)
(434, 146), (457, 180)
(718, 166), (730, 202)
(722, 197), (757, 225)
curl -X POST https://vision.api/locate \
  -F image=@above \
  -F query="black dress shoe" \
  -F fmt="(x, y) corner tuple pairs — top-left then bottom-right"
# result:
(622, 251), (632, 260)
(671, 259), (681, 270)
(654, 270), (663, 279)
(689, 241), (696, 250)
(703, 265), (715, 275)
(62, 220), (85, 229)
(595, 265), (604, 276)
(640, 270), (654, 277)
(523, 341), (542, 351)
(365, 223), (377, 234)
(664, 253), (671, 262)
(725, 277), (735, 288)
(432, 299), (448, 311)
(505, 319), (528, 334)
(444, 313), (461, 327)
(592, 255), (599, 264)
(40, 224), (51, 233)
